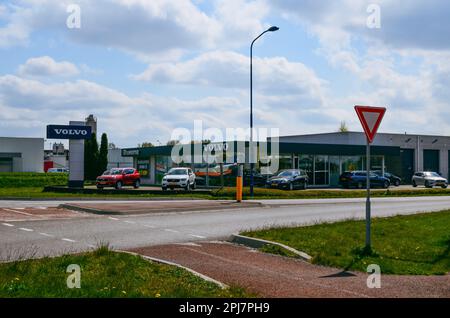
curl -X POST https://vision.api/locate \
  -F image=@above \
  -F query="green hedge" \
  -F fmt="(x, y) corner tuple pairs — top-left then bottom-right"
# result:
(0, 173), (68, 188)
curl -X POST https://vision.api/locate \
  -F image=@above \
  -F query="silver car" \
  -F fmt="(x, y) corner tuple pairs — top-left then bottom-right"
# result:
(412, 171), (448, 188)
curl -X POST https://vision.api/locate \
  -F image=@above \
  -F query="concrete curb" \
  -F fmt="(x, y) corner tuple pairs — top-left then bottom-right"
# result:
(59, 202), (264, 215)
(230, 233), (312, 261)
(118, 250), (228, 289)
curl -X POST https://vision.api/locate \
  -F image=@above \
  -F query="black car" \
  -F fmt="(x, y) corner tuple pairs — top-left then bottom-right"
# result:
(339, 171), (390, 189)
(266, 169), (308, 190)
(373, 171), (401, 186)
(243, 170), (267, 186)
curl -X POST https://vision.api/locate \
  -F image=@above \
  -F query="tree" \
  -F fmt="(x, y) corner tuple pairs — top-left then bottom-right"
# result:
(338, 121), (349, 132)
(84, 133), (99, 180)
(98, 133), (108, 176)
(138, 142), (154, 148)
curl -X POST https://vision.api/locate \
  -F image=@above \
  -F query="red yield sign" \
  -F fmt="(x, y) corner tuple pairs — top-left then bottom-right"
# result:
(354, 106), (386, 143)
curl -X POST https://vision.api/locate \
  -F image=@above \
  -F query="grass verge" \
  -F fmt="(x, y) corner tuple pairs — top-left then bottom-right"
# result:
(1, 186), (450, 200)
(0, 247), (251, 298)
(243, 210), (450, 275)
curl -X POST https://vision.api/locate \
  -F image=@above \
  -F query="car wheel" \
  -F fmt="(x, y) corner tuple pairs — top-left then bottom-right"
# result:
(162, 187), (167, 191)
(288, 182), (294, 191)
(442, 184), (448, 189)
(115, 181), (123, 190)
(394, 180), (400, 187)
(383, 181), (389, 189)
(96, 185), (103, 190)
(302, 181), (307, 190)
(357, 182), (363, 189)
(192, 181), (196, 190)
(133, 179), (140, 189)
(412, 180), (417, 187)
(185, 183), (190, 191)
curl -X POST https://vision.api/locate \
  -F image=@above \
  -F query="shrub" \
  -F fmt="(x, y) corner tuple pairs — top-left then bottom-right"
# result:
(0, 172), (68, 188)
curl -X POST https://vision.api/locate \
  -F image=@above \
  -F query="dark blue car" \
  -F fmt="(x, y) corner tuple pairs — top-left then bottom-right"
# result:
(339, 171), (390, 189)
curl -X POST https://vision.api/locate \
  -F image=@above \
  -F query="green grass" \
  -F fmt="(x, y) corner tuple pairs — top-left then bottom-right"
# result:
(212, 186), (450, 199)
(243, 210), (450, 275)
(0, 248), (251, 298)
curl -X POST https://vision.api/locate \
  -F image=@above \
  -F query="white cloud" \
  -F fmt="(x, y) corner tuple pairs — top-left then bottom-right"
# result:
(17, 56), (80, 77)
(132, 50), (327, 103)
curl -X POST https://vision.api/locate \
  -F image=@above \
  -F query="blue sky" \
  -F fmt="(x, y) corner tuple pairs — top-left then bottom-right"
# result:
(1, 0), (450, 148)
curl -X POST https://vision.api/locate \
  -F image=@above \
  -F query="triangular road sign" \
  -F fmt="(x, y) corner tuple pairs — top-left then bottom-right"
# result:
(354, 105), (386, 143)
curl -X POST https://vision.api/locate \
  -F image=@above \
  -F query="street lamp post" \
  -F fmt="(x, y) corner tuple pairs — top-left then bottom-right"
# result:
(250, 26), (279, 198)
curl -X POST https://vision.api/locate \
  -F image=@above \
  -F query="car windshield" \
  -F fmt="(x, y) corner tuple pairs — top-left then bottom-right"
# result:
(109, 169), (123, 175)
(424, 172), (441, 177)
(168, 169), (187, 175)
(277, 170), (294, 177)
(102, 170), (110, 175)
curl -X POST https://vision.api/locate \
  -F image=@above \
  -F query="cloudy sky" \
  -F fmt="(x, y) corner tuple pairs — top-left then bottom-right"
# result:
(1, 0), (449, 148)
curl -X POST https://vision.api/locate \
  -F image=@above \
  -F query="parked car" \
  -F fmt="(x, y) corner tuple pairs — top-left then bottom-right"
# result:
(243, 169), (268, 186)
(373, 171), (401, 186)
(412, 171), (448, 188)
(339, 171), (390, 189)
(162, 167), (196, 191)
(266, 169), (308, 190)
(96, 168), (141, 189)
(47, 168), (69, 173)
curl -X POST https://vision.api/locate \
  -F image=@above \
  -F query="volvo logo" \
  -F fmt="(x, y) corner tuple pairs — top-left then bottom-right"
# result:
(46, 125), (92, 140)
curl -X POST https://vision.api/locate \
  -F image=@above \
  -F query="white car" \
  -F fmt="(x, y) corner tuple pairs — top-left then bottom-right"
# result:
(162, 167), (196, 191)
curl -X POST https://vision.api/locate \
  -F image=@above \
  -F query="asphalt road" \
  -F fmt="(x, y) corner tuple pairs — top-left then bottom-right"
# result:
(1, 196), (450, 261)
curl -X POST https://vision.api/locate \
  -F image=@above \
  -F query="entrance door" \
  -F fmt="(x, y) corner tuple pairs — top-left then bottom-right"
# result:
(423, 150), (440, 173)
(314, 155), (329, 186)
(329, 156), (340, 186)
(400, 149), (414, 183)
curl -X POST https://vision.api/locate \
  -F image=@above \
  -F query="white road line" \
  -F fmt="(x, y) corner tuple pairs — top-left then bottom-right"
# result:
(39, 232), (54, 237)
(189, 234), (207, 239)
(2, 223), (14, 227)
(164, 229), (179, 233)
(3, 208), (33, 216)
(143, 224), (155, 228)
(19, 227), (33, 232)
(124, 220), (136, 224)
(62, 238), (76, 243)
(108, 217), (119, 221)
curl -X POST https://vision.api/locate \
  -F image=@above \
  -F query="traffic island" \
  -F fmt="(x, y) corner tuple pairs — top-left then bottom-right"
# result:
(60, 200), (264, 215)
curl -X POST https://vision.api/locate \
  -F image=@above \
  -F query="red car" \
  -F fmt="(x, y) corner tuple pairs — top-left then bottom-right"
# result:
(96, 168), (141, 189)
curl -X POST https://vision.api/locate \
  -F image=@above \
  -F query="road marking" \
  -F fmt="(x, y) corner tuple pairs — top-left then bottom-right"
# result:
(14, 207), (25, 210)
(2, 223), (14, 227)
(189, 234), (207, 239)
(108, 217), (119, 221)
(164, 229), (179, 233)
(39, 232), (54, 237)
(19, 227), (33, 232)
(143, 224), (155, 228)
(3, 208), (33, 216)
(36, 207), (47, 210)
(124, 220), (136, 224)
(62, 238), (76, 243)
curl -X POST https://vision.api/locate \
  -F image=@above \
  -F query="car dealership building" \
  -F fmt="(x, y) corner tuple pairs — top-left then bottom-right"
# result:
(121, 131), (450, 187)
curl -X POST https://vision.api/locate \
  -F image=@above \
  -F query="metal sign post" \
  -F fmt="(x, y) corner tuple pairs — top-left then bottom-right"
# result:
(354, 105), (386, 251)
(365, 137), (371, 249)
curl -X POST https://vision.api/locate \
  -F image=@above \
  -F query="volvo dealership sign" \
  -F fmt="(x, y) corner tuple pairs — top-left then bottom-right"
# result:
(46, 125), (92, 140)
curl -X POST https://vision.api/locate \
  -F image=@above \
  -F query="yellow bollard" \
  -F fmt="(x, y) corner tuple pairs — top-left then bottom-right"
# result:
(236, 176), (242, 202)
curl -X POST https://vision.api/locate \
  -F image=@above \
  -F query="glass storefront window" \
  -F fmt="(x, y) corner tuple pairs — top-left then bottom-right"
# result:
(341, 156), (363, 173)
(329, 156), (340, 186)
(314, 155), (329, 185)
(155, 156), (173, 183)
(298, 155), (313, 183)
